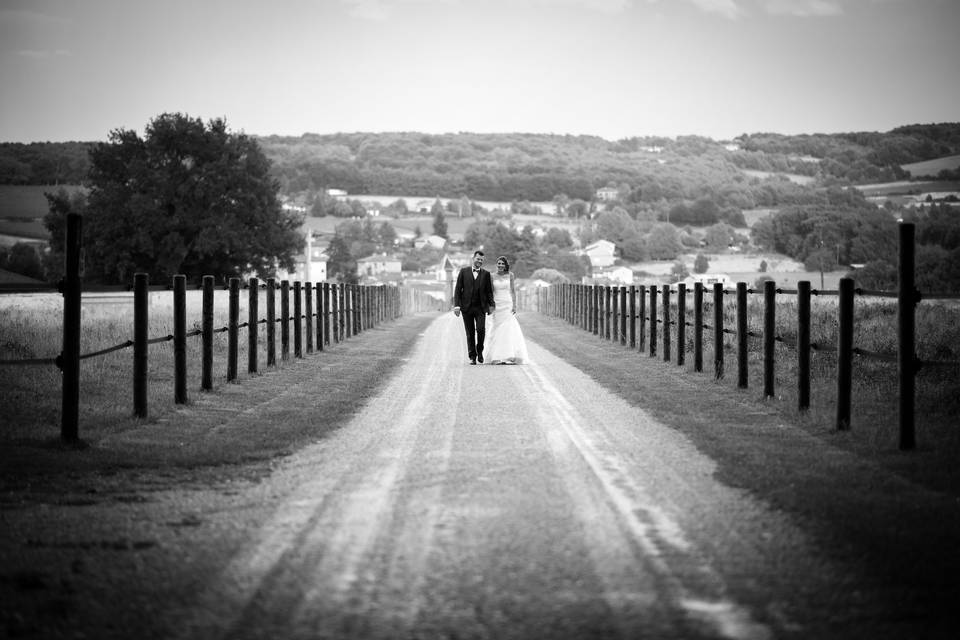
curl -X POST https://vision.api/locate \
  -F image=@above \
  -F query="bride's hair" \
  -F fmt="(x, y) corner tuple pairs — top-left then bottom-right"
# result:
(497, 256), (510, 272)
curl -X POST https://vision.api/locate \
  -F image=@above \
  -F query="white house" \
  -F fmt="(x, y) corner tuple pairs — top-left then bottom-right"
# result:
(580, 239), (617, 270)
(277, 233), (327, 283)
(414, 234), (447, 250)
(587, 266), (634, 285)
(356, 253), (403, 279)
(675, 273), (732, 289)
(596, 187), (619, 202)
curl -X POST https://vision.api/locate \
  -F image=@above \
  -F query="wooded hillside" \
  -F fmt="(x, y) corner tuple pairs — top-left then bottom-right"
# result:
(3, 124), (959, 203)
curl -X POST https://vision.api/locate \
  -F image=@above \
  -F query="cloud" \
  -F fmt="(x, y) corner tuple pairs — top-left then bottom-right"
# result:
(339, 0), (391, 21)
(16, 49), (72, 59)
(687, 0), (744, 19)
(525, 0), (634, 13)
(339, 0), (460, 21)
(756, 0), (844, 17)
(339, 0), (635, 20)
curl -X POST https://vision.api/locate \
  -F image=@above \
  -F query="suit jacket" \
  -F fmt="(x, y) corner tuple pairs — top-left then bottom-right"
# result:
(454, 266), (495, 314)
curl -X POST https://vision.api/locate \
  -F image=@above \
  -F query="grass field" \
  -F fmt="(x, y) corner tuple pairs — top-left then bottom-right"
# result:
(0, 185), (86, 241)
(4, 286), (958, 459)
(0, 184), (85, 219)
(302, 210), (582, 241)
(741, 169), (816, 185)
(855, 179), (960, 196)
(0, 288), (440, 447)
(901, 154), (960, 177)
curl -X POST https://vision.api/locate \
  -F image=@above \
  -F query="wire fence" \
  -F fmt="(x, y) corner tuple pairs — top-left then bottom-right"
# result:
(534, 222), (959, 451)
(1, 214), (441, 441)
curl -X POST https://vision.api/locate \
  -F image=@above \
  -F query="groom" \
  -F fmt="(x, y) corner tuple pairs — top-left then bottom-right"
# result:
(453, 250), (495, 365)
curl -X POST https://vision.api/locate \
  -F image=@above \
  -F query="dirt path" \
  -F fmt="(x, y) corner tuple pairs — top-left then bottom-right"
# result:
(1, 313), (956, 639)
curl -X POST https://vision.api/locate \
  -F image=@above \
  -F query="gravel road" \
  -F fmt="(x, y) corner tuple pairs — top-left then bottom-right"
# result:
(2, 313), (866, 639)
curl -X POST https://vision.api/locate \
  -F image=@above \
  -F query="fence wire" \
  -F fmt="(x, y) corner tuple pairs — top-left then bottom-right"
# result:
(610, 285), (960, 368)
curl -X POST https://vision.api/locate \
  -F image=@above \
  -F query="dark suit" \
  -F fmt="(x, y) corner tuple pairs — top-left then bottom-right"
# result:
(454, 266), (495, 361)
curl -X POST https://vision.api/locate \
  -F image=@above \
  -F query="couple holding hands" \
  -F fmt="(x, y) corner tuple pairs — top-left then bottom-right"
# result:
(453, 250), (530, 366)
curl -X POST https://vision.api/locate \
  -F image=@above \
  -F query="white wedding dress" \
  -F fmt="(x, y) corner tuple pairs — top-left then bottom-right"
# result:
(485, 274), (531, 364)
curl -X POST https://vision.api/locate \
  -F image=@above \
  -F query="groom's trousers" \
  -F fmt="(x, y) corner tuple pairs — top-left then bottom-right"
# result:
(460, 308), (486, 360)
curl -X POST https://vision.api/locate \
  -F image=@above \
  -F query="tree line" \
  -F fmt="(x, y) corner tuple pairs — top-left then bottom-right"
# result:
(5, 117), (960, 288)
(750, 190), (960, 291)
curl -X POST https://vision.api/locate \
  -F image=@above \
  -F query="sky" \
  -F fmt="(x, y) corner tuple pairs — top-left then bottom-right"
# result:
(1, 0), (958, 143)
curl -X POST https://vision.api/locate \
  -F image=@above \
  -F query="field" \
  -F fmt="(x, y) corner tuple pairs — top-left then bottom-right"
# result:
(3, 288), (959, 486)
(0, 184), (86, 242)
(740, 169), (816, 185)
(901, 154), (960, 177)
(855, 179), (960, 197)
(303, 209), (581, 241)
(0, 289), (345, 443)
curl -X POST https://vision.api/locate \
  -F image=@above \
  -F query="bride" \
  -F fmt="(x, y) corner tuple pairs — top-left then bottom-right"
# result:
(485, 256), (531, 365)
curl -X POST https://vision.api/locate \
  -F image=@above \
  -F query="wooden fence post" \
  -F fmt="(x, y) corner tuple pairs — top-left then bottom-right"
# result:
(248, 277), (258, 374)
(737, 282), (748, 389)
(836, 277), (854, 430)
(694, 283), (703, 373)
(315, 283), (324, 352)
(332, 284), (340, 344)
(577, 285), (582, 331)
(202, 276), (213, 390)
(266, 278), (276, 367)
(898, 221), (917, 450)
(281, 280), (290, 360)
(350, 285), (357, 338)
(357, 284), (362, 335)
(797, 281), (811, 411)
(173, 274), (187, 404)
(677, 283), (686, 367)
(763, 280), (775, 399)
(662, 285), (671, 362)
(294, 281), (303, 358)
(60, 213), (82, 442)
(323, 283), (331, 346)
(592, 285), (599, 336)
(629, 285), (637, 349)
(620, 287), (627, 345)
(603, 286), (611, 340)
(305, 280), (313, 353)
(638, 285), (646, 353)
(341, 284), (349, 340)
(713, 283), (724, 380)
(134, 272), (149, 416)
(227, 277), (239, 382)
(649, 285), (657, 357)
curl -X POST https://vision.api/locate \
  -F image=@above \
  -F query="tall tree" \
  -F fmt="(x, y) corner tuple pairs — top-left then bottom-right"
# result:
(326, 235), (357, 284)
(432, 198), (448, 238)
(71, 113), (303, 284)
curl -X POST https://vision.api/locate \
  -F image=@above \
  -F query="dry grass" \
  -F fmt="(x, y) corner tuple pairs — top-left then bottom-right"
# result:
(520, 310), (960, 635)
(525, 294), (960, 496)
(0, 291), (439, 476)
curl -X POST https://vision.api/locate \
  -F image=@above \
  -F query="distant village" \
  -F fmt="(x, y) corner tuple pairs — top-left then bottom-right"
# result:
(274, 187), (753, 306)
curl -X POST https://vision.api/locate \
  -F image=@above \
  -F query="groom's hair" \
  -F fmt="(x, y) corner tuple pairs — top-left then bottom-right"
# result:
(473, 250), (484, 257)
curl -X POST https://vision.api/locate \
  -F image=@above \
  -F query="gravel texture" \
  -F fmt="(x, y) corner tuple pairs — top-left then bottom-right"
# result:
(2, 311), (958, 639)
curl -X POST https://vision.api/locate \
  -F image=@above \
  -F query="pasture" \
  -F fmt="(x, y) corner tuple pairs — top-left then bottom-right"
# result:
(855, 179), (960, 197)
(740, 169), (816, 185)
(302, 209), (582, 241)
(0, 289), (319, 443)
(4, 283), (959, 483)
(901, 154), (960, 177)
(0, 184), (85, 242)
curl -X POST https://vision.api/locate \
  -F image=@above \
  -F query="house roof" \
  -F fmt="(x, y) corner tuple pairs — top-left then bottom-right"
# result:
(584, 239), (615, 252)
(357, 254), (402, 263)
